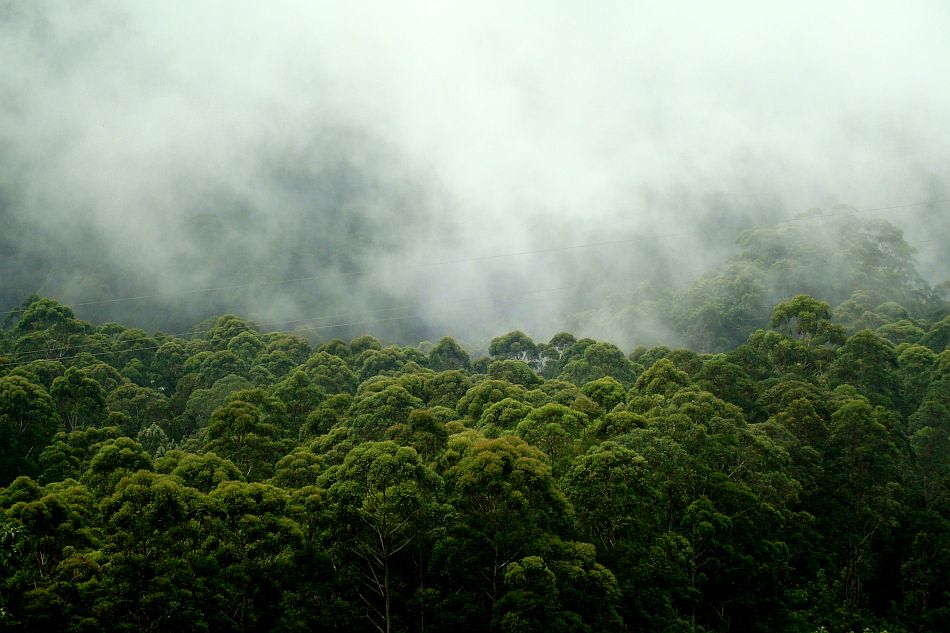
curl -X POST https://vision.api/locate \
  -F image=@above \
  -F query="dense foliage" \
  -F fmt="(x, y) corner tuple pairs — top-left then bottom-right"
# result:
(1, 219), (949, 632)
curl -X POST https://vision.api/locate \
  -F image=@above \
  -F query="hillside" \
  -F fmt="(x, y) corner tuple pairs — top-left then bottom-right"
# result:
(2, 267), (950, 631)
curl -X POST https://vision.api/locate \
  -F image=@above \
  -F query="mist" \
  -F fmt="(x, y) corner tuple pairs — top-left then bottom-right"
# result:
(2, 1), (949, 348)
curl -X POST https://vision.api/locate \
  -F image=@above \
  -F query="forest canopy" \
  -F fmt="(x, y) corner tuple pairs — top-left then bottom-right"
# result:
(1, 214), (949, 633)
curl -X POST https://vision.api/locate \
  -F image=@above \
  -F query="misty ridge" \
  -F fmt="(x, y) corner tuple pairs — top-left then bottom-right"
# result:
(1, 1), (949, 352)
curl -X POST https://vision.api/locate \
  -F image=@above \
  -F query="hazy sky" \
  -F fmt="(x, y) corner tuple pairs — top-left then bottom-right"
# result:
(1, 1), (948, 343)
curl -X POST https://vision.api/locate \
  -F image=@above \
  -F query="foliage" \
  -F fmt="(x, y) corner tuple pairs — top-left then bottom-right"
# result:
(1, 271), (949, 632)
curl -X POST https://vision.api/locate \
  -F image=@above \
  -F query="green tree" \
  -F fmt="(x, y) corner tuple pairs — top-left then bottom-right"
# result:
(562, 441), (658, 553)
(320, 441), (444, 633)
(439, 435), (574, 609)
(488, 359), (541, 387)
(49, 368), (106, 431)
(0, 375), (60, 484)
(559, 342), (637, 387)
(303, 352), (359, 395)
(206, 481), (303, 632)
(350, 385), (424, 442)
(770, 294), (844, 345)
(428, 337), (471, 372)
(456, 379), (527, 421)
(161, 450), (244, 493)
(269, 370), (326, 435)
(822, 399), (904, 609)
(97, 471), (209, 631)
(489, 331), (539, 363)
(515, 404), (588, 474)
(204, 401), (282, 481)
(829, 331), (901, 409)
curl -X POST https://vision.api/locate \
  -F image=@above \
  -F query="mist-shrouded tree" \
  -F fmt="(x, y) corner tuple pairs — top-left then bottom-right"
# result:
(427, 336), (471, 372)
(12, 298), (90, 359)
(489, 331), (539, 364)
(206, 314), (256, 350)
(487, 359), (541, 387)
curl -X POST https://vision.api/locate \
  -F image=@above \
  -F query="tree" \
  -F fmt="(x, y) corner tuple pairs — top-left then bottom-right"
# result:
(226, 330), (264, 365)
(303, 352), (359, 395)
(631, 358), (689, 398)
(385, 408), (448, 463)
(271, 444), (324, 488)
(829, 331), (901, 409)
(770, 294), (844, 345)
(206, 481), (303, 632)
(562, 441), (658, 554)
(456, 380), (527, 421)
(423, 370), (472, 409)
(439, 435), (574, 609)
(492, 556), (563, 633)
(822, 399), (904, 609)
(559, 342), (637, 387)
(490, 331), (539, 364)
(81, 436), (153, 495)
(97, 471), (209, 631)
(477, 398), (534, 435)
(580, 376), (626, 413)
(428, 337), (471, 372)
(206, 314), (255, 350)
(320, 441), (444, 633)
(0, 375), (60, 484)
(515, 404), (588, 474)
(350, 385), (424, 442)
(694, 356), (757, 415)
(2, 478), (100, 631)
(148, 341), (189, 393)
(39, 426), (120, 483)
(49, 367), (106, 431)
(204, 401), (282, 481)
(269, 370), (326, 435)
(898, 345), (936, 414)
(106, 383), (172, 438)
(12, 299), (89, 359)
(921, 316), (950, 353)
(179, 373), (254, 438)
